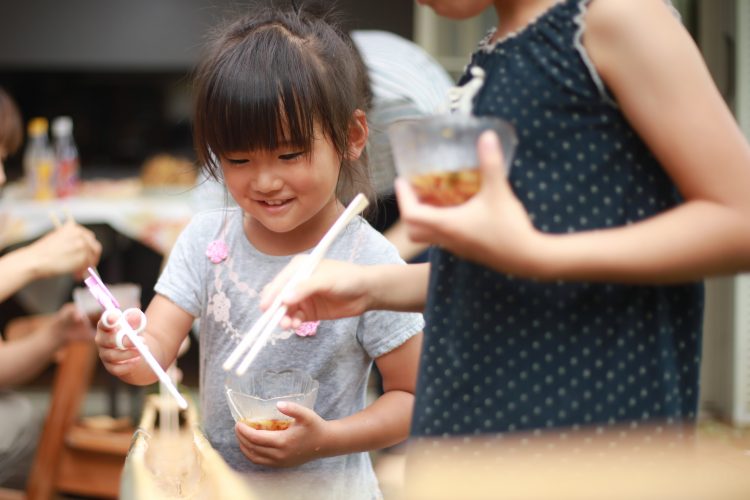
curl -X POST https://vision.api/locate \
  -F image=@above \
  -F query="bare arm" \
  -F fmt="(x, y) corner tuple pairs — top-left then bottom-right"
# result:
(0, 304), (91, 388)
(538, 0), (750, 281)
(261, 259), (430, 329)
(383, 219), (430, 262)
(94, 294), (194, 386)
(0, 248), (41, 303)
(396, 0), (750, 283)
(0, 220), (102, 302)
(322, 332), (423, 454)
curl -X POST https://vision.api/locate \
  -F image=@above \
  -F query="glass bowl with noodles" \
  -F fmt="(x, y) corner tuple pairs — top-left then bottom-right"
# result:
(225, 369), (319, 431)
(387, 114), (518, 206)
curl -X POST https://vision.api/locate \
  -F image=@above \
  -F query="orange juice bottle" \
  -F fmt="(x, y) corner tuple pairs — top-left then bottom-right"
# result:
(23, 117), (56, 200)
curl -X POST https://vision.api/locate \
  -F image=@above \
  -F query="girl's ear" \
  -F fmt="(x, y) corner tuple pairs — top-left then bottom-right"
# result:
(346, 109), (369, 161)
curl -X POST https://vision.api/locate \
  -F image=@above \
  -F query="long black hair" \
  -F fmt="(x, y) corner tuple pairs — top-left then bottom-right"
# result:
(192, 0), (374, 205)
(0, 87), (22, 155)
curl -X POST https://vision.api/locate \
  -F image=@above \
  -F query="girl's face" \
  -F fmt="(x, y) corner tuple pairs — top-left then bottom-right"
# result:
(416, 0), (494, 19)
(220, 120), (363, 254)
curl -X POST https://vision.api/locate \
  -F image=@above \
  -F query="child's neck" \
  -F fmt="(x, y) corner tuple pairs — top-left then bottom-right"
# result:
(492, 0), (564, 43)
(243, 198), (345, 256)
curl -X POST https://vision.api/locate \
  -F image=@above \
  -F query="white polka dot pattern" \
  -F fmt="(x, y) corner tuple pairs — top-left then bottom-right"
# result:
(411, 0), (703, 438)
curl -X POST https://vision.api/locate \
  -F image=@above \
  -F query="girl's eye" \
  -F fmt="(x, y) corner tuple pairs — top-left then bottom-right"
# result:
(279, 152), (304, 161)
(225, 158), (248, 165)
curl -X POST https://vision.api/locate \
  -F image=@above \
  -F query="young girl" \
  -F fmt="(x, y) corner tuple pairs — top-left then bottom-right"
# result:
(263, 0), (750, 440)
(94, 4), (423, 499)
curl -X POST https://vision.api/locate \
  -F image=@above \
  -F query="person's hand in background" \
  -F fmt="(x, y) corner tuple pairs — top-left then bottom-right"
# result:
(23, 219), (102, 280)
(0, 302), (92, 388)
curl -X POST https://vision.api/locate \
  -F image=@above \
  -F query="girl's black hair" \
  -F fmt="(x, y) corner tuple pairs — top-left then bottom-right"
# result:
(0, 87), (23, 155)
(192, 0), (374, 205)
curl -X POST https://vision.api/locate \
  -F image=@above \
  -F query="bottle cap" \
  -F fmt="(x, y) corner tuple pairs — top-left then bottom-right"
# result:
(52, 116), (73, 137)
(27, 117), (48, 136)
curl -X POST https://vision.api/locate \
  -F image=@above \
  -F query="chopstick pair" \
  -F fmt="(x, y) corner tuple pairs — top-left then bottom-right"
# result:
(84, 267), (188, 409)
(48, 207), (75, 228)
(48, 209), (188, 409)
(223, 193), (370, 376)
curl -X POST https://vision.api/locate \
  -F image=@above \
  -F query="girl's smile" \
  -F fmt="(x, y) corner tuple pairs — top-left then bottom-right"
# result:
(254, 196), (295, 214)
(221, 133), (344, 255)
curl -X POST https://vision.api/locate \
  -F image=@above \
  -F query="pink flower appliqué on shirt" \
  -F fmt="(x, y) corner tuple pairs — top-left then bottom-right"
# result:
(206, 239), (229, 264)
(295, 321), (320, 337)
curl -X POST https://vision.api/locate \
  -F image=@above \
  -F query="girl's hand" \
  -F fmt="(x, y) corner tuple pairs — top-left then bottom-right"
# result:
(396, 131), (548, 277)
(235, 402), (329, 468)
(94, 309), (143, 378)
(26, 220), (102, 280)
(260, 257), (372, 330)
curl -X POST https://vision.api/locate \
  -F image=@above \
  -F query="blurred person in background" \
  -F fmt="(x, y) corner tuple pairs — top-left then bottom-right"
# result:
(350, 29), (454, 261)
(0, 86), (102, 489)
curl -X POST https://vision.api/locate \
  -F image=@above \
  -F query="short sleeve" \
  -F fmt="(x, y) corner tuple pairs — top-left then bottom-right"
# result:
(359, 308), (424, 359)
(154, 213), (213, 317)
(346, 220), (425, 358)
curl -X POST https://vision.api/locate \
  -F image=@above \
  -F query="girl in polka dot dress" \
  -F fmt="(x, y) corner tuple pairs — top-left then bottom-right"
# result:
(263, 0), (750, 438)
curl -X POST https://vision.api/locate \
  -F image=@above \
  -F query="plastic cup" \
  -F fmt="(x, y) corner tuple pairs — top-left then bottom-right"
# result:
(387, 114), (518, 206)
(225, 369), (319, 431)
(73, 282), (141, 327)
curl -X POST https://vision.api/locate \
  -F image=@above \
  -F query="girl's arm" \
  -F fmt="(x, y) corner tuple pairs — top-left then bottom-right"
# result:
(320, 332), (423, 455)
(538, 0), (750, 282)
(397, 0), (750, 283)
(261, 259), (430, 330)
(234, 332), (423, 467)
(94, 294), (194, 386)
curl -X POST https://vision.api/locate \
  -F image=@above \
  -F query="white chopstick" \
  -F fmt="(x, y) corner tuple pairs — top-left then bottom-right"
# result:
(223, 193), (370, 375)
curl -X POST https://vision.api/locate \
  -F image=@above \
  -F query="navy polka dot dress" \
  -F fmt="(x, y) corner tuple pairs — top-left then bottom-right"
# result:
(411, 0), (704, 438)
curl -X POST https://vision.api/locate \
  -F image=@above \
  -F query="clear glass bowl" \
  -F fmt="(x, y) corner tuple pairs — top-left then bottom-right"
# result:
(225, 369), (319, 431)
(387, 114), (518, 206)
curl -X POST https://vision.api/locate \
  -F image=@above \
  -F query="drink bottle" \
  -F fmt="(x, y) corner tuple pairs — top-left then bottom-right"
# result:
(52, 116), (80, 197)
(23, 117), (55, 200)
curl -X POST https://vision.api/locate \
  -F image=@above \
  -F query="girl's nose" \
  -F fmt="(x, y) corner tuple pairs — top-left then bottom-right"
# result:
(251, 165), (283, 193)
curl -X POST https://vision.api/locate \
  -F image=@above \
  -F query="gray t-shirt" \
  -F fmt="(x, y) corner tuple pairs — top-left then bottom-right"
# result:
(155, 207), (423, 499)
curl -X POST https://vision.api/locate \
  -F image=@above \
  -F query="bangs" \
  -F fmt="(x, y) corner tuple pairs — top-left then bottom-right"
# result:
(196, 25), (332, 168)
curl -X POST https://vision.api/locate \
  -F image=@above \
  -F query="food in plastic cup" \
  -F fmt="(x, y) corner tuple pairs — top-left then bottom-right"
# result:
(387, 114), (518, 206)
(225, 369), (319, 431)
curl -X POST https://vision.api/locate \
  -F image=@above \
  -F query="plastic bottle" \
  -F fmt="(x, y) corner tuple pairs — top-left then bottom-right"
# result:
(52, 116), (80, 197)
(23, 117), (56, 200)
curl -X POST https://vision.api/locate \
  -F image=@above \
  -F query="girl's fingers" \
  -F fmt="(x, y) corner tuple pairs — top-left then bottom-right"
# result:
(394, 178), (442, 227)
(238, 443), (276, 466)
(477, 130), (512, 196)
(98, 310), (143, 333)
(394, 177), (423, 218)
(100, 347), (140, 365)
(236, 422), (287, 448)
(276, 401), (312, 423)
(260, 255), (306, 309)
(123, 309), (145, 330)
(107, 358), (142, 378)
